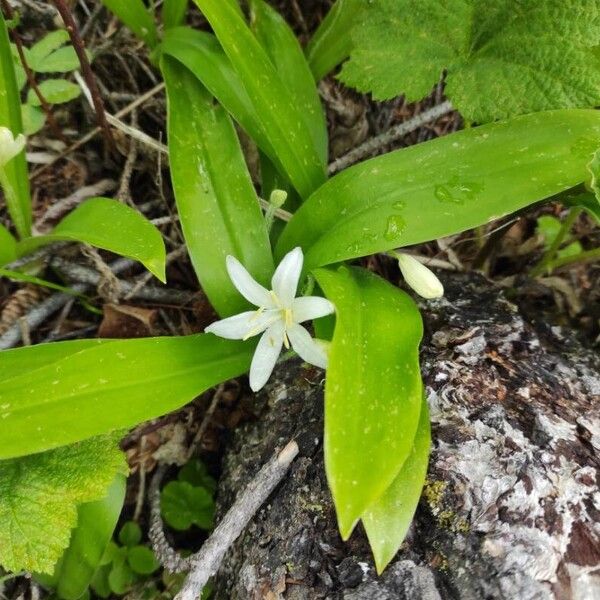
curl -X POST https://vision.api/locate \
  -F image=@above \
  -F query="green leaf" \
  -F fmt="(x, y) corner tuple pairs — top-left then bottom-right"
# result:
(178, 460), (217, 495)
(362, 398), (430, 573)
(0, 223), (17, 264)
(192, 0), (326, 198)
(0, 434), (126, 573)
(163, 0), (188, 29)
(277, 110), (600, 268)
(17, 197), (167, 282)
(162, 57), (273, 316)
(339, 0), (600, 122)
(0, 11), (32, 238)
(51, 475), (126, 600)
(161, 480), (214, 531)
(249, 0), (328, 168)
(27, 79), (81, 106)
(127, 546), (160, 575)
(32, 47), (83, 74)
(101, 0), (158, 48)
(27, 30), (70, 68)
(305, 0), (363, 81)
(564, 191), (600, 223)
(118, 521), (142, 548)
(314, 267), (423, 539)
(21, 102), (45, 135)
(0, 334), (254, 459)
(587, 147), (600, 204)
(108, 549), (136, 595)
(535, 214), (582, 258)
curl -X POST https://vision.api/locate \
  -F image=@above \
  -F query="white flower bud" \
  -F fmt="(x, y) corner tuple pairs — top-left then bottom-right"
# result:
(0, 127), (25, 167)
(396, 253), (444, 299)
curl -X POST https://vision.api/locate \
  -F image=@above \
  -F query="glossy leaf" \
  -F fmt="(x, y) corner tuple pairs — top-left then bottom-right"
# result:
(0, 223), (17, 264)
(249, 0), (328, 168)
(362, 398), (430, 573)
(162, 0), (188, 29)
(0, 11), (31, 238)
(0, 334), (254, 459)
(305, 0), (362, 81)
(158, 28), (282, 179)
(192, 0), (326, 198)
(162, 57), (273, 316)
(278, 110), (600, 268)
(16, 197), (167, 282)
(52, 475), (126, 600)
(315, 267), (423, 539)
(101, 0), (158, 48)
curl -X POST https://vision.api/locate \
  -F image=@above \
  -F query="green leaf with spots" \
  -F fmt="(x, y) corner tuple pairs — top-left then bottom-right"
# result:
(340, 0), (600, 122)
(362, 398), (430, 573)
(315, 267), (423, 539)
(0, 434), (127, 574)
(277, 110), (600, 269)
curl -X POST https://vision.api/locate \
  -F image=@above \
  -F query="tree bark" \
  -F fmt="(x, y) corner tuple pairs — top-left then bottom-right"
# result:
(214, 273), (600, 600)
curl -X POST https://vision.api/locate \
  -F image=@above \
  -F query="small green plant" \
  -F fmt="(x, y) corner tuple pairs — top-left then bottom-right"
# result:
(1, 0), (600, 588)
(89, 522), (160, 597)
(11, 28), (87, 134)
(161, 460), (216, 531)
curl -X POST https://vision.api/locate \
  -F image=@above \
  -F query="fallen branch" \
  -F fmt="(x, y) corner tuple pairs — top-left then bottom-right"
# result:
(328, 100), (454, 175)
(175, 441), (299, 600)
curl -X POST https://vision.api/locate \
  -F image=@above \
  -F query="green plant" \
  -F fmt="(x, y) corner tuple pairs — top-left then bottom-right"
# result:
(161, 460), (216, 531)
(319, 0), (600, 123)
(10, 28), (88, 134)
(2, 0), (600, 584)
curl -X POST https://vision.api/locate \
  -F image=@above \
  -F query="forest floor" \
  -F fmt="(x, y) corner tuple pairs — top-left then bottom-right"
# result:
(0, 1), (598, 598)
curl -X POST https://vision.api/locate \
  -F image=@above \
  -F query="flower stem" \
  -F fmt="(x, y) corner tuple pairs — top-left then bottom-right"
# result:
(530, 207), (582, 277)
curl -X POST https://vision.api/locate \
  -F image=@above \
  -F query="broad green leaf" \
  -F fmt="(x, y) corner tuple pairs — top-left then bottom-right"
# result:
(315, 267), (423, 539)
(192, 0), (326, 199)
(101, 0), (158, 48)
(127, 546), (160, 575)
(21, 102), (45, 135)
(0, 338), (109, 380)
(161, 480), (214, 530)
(162, 0), (188, 28)
(0, 11), (31, 238)
(47, 475), (126, 600)
(162, 57), (273, 316)
(158, 28), (281, 178)
(362, 398), (430, 573)
(17, 197), (167, 282)
(0, 223), (17, 264)
(249, 0), (328, 168)
(339, 0), (600, 122)
(305, 0), (363, 81)
(0, 434), (126, 573)
(27, 79), (81, 106)
(277, 110), (600, 268)
(0, 334), (254, 459)
(26, 30), (70, 68)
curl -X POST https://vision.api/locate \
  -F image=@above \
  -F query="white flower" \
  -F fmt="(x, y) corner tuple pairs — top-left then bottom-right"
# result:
(0, 127), (25, 167)
(396, 252), (444, 299)
(205, 247), (335, 391)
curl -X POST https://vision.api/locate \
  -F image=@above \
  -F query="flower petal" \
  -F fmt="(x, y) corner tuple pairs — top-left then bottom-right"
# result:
(249, 321), (285, 391)
(287, 323), (328, 369)
(292, 296), (335, 323)
(271, 246), (303, 307)
(397, 253), (444, 299)
(226, 255), (274, 308)
(0, 128), (25, 166)
(205, 310), (279, 340)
